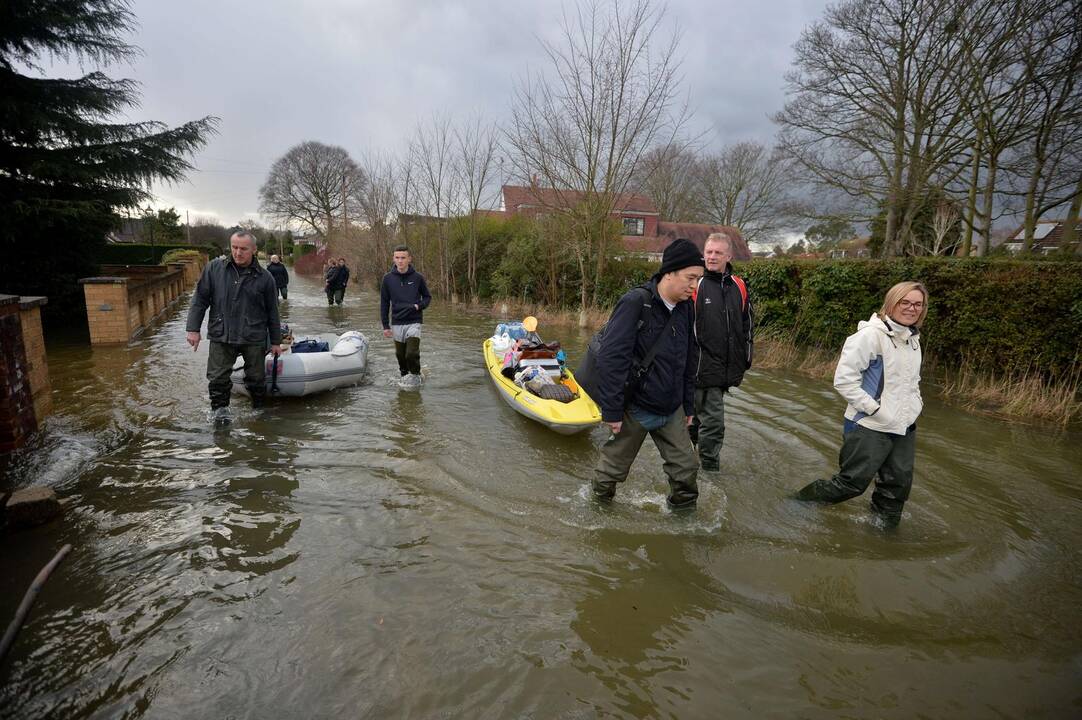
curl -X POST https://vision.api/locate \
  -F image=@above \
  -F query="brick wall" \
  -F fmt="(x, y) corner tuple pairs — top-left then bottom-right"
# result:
(80, 278), (132, 345)
(79, 254), (205, 345)
(0, 295), (38, 452)
(18, 297), (52, 422)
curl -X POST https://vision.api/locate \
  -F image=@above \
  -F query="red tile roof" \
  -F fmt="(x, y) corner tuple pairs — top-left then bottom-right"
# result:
(655, 222), (752, 260)
(502, 185), (657, 215)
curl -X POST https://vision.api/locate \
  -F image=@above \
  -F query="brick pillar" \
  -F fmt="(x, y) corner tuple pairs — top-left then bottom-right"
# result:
(0, 294), (37, 452)
(80, 277), (131, 344)
(18, 297), (52, 422)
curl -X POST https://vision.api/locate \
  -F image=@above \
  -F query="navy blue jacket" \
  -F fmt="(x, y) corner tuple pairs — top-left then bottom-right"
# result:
(596, 280), (696, 423)
(380, 265), (431, 328)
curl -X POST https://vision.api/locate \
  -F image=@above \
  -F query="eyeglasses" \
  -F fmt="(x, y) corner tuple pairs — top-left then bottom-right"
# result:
(896, 300), (924, 309)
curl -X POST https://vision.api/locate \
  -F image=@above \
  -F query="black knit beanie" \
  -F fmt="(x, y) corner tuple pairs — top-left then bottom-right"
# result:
(658, 238), (705, 277)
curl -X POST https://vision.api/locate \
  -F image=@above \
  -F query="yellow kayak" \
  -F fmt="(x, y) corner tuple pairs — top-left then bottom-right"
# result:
(483, 339), (602, 435)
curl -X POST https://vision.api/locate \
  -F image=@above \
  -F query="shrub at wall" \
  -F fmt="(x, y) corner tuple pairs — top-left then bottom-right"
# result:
(98, 243), (216, 265)
(737, 258), (1082, 381)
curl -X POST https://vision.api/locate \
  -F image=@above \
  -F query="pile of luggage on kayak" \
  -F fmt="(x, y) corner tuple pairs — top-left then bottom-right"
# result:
(490, 319), (575, 403)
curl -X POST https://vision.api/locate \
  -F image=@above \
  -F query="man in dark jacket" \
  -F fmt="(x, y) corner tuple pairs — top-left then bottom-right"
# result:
(325, 257), (350, 305)
(266, 254), (289, 300)
(693, 232), (753, 471)
(380, 245), (431, 380)
(185, 231), (282, 414)
(593, 238), (704, 509)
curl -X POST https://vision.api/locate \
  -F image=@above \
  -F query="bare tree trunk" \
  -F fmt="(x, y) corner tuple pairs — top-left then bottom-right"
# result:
(977, 157), (999, 256)
(962, 125), (983, 256)
(1064, 174), (1082, 254)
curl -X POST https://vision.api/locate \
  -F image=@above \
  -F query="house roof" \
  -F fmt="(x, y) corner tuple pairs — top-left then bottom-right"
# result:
(1004, 218), (1071, 250)
(655, 222), (752, 261)
(621, 235), (671, 254)
(502, 185), (657, 215)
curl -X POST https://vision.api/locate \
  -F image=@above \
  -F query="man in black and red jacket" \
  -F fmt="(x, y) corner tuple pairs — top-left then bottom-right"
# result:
(692, 231), (753, 472)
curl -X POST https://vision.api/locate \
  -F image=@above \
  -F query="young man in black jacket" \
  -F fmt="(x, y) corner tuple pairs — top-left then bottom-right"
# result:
(592, 239), (704, 509)
(693, 232), (753, 471)
(185, 231), (282, 415)
(380, 245), (431, 380)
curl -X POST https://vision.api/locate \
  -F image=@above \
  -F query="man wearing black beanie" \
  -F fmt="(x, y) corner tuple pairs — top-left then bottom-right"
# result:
(591, 238), (704, 509)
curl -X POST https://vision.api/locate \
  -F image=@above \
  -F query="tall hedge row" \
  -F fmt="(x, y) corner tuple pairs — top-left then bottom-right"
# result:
(736, 258), (1082, 380)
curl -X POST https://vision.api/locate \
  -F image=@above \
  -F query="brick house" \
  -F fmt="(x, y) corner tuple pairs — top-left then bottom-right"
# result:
(497, 184), (751, 261)
(499, 184), (660, 240)
(1000, 219), (1078, 255)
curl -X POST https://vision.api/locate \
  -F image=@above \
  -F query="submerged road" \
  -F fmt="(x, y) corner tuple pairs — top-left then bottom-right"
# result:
(2, 271), (1080, 718)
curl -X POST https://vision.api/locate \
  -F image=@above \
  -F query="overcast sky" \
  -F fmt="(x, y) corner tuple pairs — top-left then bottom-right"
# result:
(50, 0), (833, 226)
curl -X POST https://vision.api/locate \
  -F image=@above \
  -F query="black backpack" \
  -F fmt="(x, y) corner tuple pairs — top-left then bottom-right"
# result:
(575, 287), (676, 405)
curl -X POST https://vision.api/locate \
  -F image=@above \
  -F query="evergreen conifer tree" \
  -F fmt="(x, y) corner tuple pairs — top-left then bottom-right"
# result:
(0, 0), (217, 321)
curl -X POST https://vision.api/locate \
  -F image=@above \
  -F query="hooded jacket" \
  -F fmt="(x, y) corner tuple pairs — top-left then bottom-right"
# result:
(835, 313), (923, 436)
(694, 264), (753, 389)
(380, 265), (431, 328)
(185, 257), (282, 346)
(595, 280), (696, 423)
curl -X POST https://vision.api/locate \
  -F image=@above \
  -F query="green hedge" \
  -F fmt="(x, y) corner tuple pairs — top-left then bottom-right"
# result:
(98, 243), (215, 265)
(736, 258), (1082, 380)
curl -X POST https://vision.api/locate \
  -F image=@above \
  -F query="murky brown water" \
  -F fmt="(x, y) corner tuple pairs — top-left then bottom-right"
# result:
(2, 273), (1081, 719)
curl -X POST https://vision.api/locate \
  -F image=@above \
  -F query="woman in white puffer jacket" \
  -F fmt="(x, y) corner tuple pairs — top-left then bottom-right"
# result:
(794, 281), (928, 526)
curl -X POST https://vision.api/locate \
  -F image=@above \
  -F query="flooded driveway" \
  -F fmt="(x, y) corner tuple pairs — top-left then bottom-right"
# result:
(2, 273), (1080, 718)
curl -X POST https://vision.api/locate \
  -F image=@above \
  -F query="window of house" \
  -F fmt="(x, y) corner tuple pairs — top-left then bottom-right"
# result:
(623, 217), (645, 236)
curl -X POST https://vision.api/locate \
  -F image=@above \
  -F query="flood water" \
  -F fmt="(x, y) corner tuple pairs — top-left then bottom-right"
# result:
(2, 272), (1080, 719)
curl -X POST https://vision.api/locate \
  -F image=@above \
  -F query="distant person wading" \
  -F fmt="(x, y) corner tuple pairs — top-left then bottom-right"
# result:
(325, 257), (350, 305)
(267, 254), (289, 300)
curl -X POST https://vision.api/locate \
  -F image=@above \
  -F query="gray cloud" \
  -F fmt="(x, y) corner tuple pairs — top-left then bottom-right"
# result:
(68, 0), (832, 223)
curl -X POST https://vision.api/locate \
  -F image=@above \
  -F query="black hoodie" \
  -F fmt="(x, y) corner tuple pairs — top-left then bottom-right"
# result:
(380, 265), (431, 328)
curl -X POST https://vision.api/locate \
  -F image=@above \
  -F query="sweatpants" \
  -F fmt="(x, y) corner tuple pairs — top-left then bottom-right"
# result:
(795, 423), (916, 525)
(593, 410), (699, 508)
(392, 323), (422, 376)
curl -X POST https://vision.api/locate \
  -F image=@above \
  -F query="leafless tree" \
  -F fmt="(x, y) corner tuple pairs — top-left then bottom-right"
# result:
(953, 0), (1052, 255)
(337, 150), (401, 285)
(407, 115), (460, 298)
(259, 141), (365, 243)
(454, 116), (500, 301)
(505, 0), (687, 308)
(691, 142), (793, 246)
(916, 198), (960, 255)
(775, 0), (989, 256)
(631, 142), (700, 222)
(999, 1), (1082, 252)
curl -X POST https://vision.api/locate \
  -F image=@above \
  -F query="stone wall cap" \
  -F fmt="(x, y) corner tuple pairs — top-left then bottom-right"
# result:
(0, 294), (19, 306)
(18, 296), (48, 309)
(78, 277), (129, 285)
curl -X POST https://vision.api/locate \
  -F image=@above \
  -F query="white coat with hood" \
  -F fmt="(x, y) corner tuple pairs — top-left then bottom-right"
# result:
(833, 313), (923, 436)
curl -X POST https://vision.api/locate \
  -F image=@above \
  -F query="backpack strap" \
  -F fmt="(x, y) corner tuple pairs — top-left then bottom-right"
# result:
(731, 275), (748, 311)
(633, 286), (652, 331)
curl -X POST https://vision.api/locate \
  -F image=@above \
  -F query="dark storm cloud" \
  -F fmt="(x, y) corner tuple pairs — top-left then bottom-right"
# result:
(106, 0), (830, 222)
